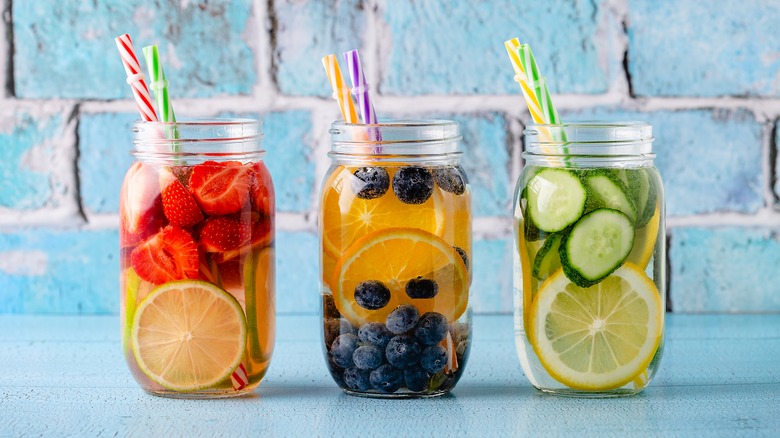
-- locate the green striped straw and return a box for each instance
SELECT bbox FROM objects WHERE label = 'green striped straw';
[517,44,560,124]
[142,45,178,146]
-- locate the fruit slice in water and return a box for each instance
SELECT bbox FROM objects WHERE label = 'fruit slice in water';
[130,226,199,285]
[131,280,247,392]
[333,228,468,326]
[626,201,661,270]
[321,167,445,258]
[189,161,252,216]
[244,247,275,367]
[526,168,586,233]
[528,264,662,391]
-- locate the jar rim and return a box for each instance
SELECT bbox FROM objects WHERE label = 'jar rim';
[524,120,653,156]
[132,118,264,158]
[330,119,462,156]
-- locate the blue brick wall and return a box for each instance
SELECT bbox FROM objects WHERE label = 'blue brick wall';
[1,1,779,314]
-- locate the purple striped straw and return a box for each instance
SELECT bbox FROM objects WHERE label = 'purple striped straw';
[344,49,382,148]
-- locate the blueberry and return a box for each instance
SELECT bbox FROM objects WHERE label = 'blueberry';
[352,167,390,200]
[369,364,404,393]
[330,333,359,368]
[405,277,438,299]
[385,335,421,368]
[352,345,383,370]
[358,323,393,349]
[433,166,467,195]
[392,167,434,204]
[420,345,447,374]
[403,366,430,392]
[343,367,372,391]
[385,304,420,334]
[414,312,449,346]
[354,280,391,310]
[454,246,470,271]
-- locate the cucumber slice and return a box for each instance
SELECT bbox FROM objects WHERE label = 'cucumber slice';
[526,168,586,233]
[584,171,637,223]
[635,169,658,227]
[532,233,563,280]
[559,209,635,287]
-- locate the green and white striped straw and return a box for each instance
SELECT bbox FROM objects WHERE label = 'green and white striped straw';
[517,44,561,125]
[142,45,176,124]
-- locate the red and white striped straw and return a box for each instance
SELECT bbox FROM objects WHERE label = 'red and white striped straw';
[343,49,377,124]
[115,34,158,122]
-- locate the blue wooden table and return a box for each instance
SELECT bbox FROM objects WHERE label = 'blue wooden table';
[1,314,778,437]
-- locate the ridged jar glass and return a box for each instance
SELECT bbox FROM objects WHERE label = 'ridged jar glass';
[320,120,472,398]
[120,119,275,398]
[513,122,665,397]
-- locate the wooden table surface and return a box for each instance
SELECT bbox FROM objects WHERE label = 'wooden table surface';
[1,314,778,437]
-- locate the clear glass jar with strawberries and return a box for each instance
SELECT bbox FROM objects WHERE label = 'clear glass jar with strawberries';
[120,120,275,398]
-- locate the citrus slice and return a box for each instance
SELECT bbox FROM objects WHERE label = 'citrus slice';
[333,228,468,326]
[244,247,275,368]
[626,201,661,269]
[321,167,445,258]
[131,280,247,392]
[528,264,662,391]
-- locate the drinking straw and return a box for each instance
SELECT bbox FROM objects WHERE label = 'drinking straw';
[504,38,544,123]
[322,54,358,123]
[115,34,158,122]
[343,49,382,148]
[343,49,377,125]
[142,45,176,124]
[516,44,561,126]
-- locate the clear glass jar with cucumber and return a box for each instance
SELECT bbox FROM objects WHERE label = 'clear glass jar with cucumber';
[513,122,665,397]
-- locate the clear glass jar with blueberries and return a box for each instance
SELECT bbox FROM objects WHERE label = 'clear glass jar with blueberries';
[319,120,472,397]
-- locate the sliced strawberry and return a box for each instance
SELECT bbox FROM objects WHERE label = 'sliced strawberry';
[189,161,252,215]
[159,167,204,227]
[217,259,243,290]
[250,162,275,217]
[199,216,252,253]
[120,162,166,248]
[130,226,199,285]
[216,214,273,262]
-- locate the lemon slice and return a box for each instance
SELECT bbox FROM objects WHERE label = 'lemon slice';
[528,264,662,391]
[333,228,468,326]
[321,166,445,258]
[626,201,661,269]
[131,280,247,392]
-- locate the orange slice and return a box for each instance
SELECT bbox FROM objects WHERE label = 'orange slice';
[321,166,445,258]
[333,228,468,326]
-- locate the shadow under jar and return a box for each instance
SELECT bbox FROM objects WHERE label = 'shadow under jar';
[120,119,275,398]
[514,122,665,397]
[320,120,472,398]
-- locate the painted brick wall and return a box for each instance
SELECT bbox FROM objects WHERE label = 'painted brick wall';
[1,0,778,314]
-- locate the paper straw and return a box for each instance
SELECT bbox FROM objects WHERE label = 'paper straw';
[142,45,176,124]
[517,44,561,125]
[343,49,377,125]
[504,38,545,123]
[322,54,358,123]
[115,34,158,122]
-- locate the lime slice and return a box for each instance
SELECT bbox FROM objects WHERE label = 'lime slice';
[131,280,247,392]
[528,264,662,390]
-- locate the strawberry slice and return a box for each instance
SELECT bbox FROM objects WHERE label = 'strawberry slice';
[199,216,252,253]
[189,161,252,215]
[250,162,275,217]
[120,162,166,248]
[160,167,204,227]
[130,226,199,285]
[215,213,273,262]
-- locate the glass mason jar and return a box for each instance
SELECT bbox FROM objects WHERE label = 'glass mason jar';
[513,122,665,397]
[120,119,275,398]
[320,120,472,398]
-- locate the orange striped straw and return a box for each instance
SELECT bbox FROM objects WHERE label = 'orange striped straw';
[322,54,358,123]
[504,38,545,123]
